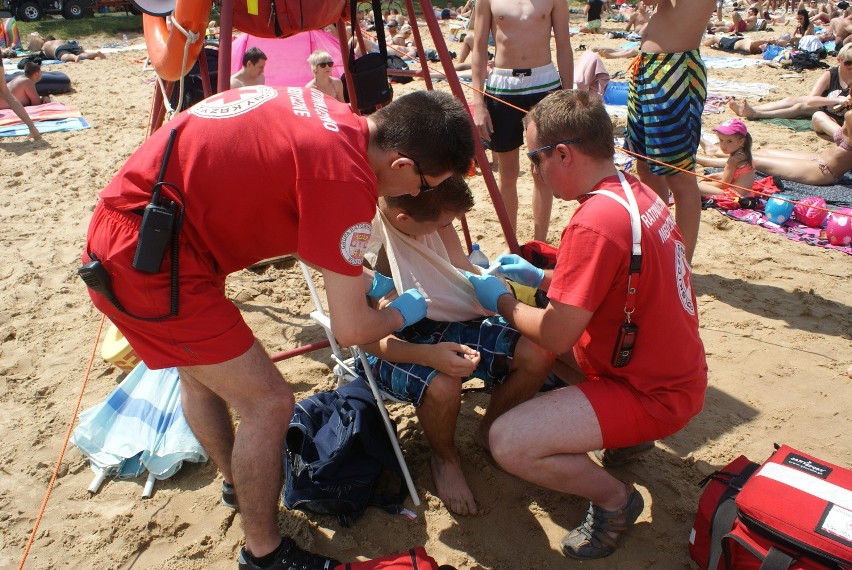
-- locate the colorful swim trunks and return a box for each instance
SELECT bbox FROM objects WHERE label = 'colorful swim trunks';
[626,49,707,176]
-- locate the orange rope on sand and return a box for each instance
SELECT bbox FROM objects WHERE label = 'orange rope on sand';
[18,314,106,570]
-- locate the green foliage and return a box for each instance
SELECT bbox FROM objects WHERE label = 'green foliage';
[17,13,143,41]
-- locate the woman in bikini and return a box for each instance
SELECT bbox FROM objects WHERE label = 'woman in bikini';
[699,109,852,184]
[304,50,345,103]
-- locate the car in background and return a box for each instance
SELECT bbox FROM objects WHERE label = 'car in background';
[4,0,138,21]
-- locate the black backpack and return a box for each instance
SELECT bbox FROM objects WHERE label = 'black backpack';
[282,376,408,526]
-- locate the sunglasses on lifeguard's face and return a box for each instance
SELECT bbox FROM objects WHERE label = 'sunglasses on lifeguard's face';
[317,61,334,68]
[398,152,435,193]
[526,138,582,167]
[843,60,852,67]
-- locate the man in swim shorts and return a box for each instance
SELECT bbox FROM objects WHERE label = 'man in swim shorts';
[626,0,717,263]
[27,32,105,62]
[81,89,474,570]
[472,0,573,241]
[467,89,707,560]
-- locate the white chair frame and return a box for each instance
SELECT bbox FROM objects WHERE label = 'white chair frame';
[299,262,420,506]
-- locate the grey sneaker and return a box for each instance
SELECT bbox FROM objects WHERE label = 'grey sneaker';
[560,484,645,560]
[237,538,340,570]
[594,441,656,468]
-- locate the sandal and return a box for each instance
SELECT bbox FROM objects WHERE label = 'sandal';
[560,483,645,560]
[594,441,656,468]
[575,44,587,51]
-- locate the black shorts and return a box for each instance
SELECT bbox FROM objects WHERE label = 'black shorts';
[718,36,740,52]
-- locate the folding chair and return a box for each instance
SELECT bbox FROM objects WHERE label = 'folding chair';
[298,261,420,506]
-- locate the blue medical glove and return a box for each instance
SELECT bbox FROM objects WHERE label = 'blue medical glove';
[465,272,512,313]
[388,288,428,331]
[495,254,544,288]
[367,271,395,300]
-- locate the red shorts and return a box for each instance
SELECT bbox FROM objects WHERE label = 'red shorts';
[578,377,691,449]
[83,202,255,369]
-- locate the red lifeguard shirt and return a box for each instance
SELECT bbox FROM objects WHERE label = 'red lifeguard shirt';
[100,86,377,277]
[548,173,708,421]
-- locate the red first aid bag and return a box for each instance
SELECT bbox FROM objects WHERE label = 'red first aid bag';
[233,0,348,38]
[690,445,852,570]
[334,547,452,570]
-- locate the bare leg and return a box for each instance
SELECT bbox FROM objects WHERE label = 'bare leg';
[811,110,840,139]
[490,386,630,512]
[730,96,820,119]
[179,339,294,558]
[478,336,553,448]
[636,159,671,204]
[179,372,236,485]
[494,148,520,233]
[415,373,477,515]
[79,51,106,60]
[533,175,553,241]
[667,171,702,263]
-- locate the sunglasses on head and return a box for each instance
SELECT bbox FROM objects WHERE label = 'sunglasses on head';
[317,61,334,68]
[526,138,582,167]
[398,152,435,193]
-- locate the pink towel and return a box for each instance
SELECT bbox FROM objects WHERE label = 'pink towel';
[574,51,609,95]
[0,102,81,126]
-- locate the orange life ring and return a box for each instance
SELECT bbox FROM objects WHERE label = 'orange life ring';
[143,1,212,82]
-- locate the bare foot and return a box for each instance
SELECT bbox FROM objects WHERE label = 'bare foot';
[430,455,477,516]
[728,98,755,118]
[847,363,852,379]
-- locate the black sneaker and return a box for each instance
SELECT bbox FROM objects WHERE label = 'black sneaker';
[222,481,238,510]
[237,538,340,570]
[560,484,644,560]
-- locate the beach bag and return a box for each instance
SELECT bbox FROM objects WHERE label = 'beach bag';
[333,547,452,569]
[689,445,852,570]
[797,35,825,54]
[762,44,784,61]
[344,0,392,113]
[232,0,347,38]
[282,376,407,526]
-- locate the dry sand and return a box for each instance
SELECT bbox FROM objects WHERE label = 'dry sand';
[0,15,850,570]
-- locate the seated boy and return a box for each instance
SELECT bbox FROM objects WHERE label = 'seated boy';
[358,176,554,516]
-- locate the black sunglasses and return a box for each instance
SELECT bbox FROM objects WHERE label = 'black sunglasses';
[317,61,334,68]
[398,152,435,192]
[526,138,582,167]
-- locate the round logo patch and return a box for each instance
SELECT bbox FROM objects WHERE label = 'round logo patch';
[190,85,277,119]
[674,240,696,316]
[339,223,372,266]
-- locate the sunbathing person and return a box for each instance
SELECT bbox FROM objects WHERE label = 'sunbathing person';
[0,62,49,108]
[698,109,852,184]
[359,176,554,516]
[702,33,774,54]
[27,32,105,62]
[729,43,852,136]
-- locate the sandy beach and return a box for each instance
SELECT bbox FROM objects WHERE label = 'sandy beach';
[0,12,850,570]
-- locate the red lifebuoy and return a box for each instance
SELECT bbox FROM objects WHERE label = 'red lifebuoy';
[143,1,212,82]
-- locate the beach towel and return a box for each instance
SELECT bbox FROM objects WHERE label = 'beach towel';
[0,101,81,126]
[719,207,851,255]
[703,56,763,70]
[707,78,775,99]
[755,118,814,132]
[365,210,492,322]
[574,51,609,96]
[70,363,207,495]
[774,176,852,208]
[0,117,90,137]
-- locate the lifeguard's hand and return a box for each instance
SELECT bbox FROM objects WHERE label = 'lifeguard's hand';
[465,272,511,312]
[388,288,428,331]
[367,271,395,300]
[494,254,544,288]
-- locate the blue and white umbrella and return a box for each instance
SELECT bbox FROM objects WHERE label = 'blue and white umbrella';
[70,363,208,497]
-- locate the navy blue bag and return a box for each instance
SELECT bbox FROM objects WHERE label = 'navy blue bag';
[282,376,407,526]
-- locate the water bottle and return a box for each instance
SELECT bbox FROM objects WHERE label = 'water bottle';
[468,243,490,269]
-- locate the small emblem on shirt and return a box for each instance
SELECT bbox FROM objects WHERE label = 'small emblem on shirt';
[190,85,277,119]
[674,241,695,316]
[340,223,372,266]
